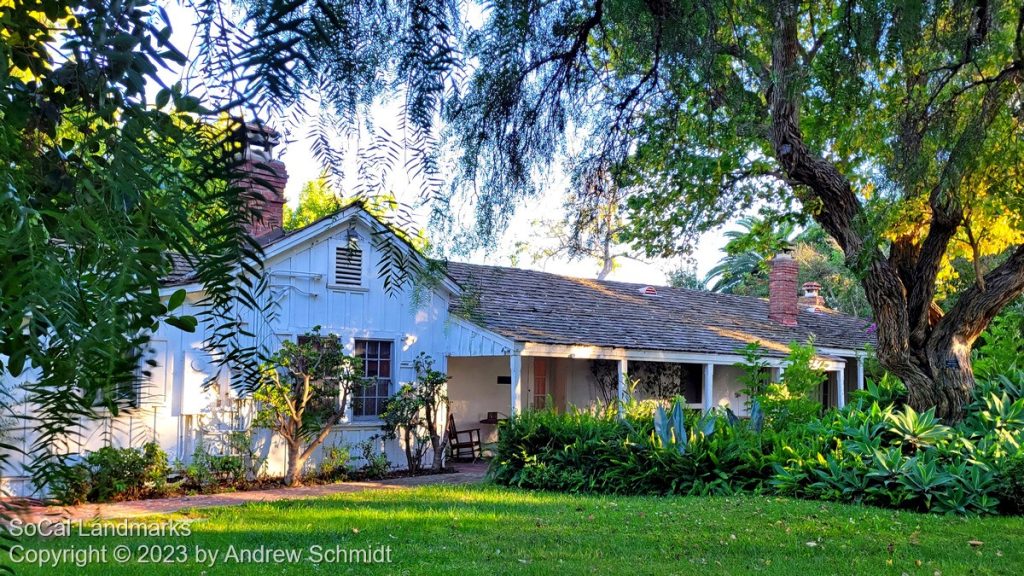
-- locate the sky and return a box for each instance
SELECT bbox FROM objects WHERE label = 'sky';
[162,2,734,285]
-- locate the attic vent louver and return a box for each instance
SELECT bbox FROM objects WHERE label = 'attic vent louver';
[639,286,658,296]
[333,244,363,287]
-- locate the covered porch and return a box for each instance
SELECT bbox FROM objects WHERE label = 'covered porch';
[446,342,868,446]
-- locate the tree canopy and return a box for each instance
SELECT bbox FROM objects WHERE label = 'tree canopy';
[704,217,871,317]
[283,176,342,231]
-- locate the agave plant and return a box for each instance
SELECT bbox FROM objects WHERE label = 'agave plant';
[897,455,955,510]
[749,398,765,433]
[653,399,688,454]
[966,393,1024,442]
[886,406,952,451]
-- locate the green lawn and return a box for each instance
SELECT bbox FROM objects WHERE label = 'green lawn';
[7,484,1024,575]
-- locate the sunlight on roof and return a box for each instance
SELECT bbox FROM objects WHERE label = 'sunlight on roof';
[567,277,647,305]
[708,327,791,354]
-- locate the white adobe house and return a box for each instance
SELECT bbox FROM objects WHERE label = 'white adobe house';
[0,128,874,496]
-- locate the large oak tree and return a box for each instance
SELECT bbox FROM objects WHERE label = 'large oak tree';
[221,0,1024,421]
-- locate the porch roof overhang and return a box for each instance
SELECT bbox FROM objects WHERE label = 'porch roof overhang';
[512,342,848,371]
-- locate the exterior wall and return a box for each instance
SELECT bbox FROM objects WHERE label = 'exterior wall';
[711,365,750,415]
[447,356,511,446]
[564,359,606,407]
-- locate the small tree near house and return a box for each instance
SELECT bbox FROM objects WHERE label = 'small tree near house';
[254,328,364,486]
[381,353,450,473]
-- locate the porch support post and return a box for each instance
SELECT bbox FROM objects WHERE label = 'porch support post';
[616,358,628,419]
[510,354,523,416]
[702,363,715,413]
[856,356,865,391]
[836,367,846,409]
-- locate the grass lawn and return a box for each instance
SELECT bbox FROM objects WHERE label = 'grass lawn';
[6,484,1024,575]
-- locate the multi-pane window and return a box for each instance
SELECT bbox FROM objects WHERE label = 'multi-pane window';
[352,339,392,418]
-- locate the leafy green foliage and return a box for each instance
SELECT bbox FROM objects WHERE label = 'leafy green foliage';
[996,453,1024,515]
[254,328,364,486]
[1,1,272,503]
[707,219,871,317]
[381,385,432,472]
[181,443,245,493]
[705,217,800,293]
[490,403,767,496]
[356,439,391,480]
[974,302,1024,378]
[53,442,170,504]
[316,443,352,482]
[380,353,450,472]
[283,176,341,230]
[492,366,1024,516]
[737,341,824,430]
[225,430,267,482]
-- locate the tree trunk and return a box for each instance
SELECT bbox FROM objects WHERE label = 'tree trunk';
[284,439,306,487]
[427,403,450,472]
[765,0,1024,423]
[596,235,614,280]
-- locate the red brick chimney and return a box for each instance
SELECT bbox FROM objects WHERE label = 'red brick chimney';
[768,252,799,326]
[237,123,287,238]
[798,281,826,312]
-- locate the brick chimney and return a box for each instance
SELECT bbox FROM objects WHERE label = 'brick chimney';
[237,123,287,238]
[799,281,826,312]
[768,252,799,326]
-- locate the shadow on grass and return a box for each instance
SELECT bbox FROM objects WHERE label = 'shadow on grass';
[7,485,1024,576]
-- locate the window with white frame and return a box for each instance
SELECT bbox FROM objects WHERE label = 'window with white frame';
[332,240,363,288]
[352,339,393,418]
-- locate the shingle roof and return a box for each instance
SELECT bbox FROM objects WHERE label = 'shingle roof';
[160,229,294,287]
[163,252,198,287]
[443,261,874,358]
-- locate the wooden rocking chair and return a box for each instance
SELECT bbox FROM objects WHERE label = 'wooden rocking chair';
[447,413,482,461]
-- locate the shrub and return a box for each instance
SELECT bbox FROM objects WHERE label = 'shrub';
[357,438,391,479]
[490,400,767,496]
[53,442,171,503]
[317,443,352,481]
[379,354,450,473]
[974,303,1024,379]
[51,460,92,505]
[738,341,823,431]
[226,430,267,481]
[996,453,1024,514]
[142,442,171,493]
[491,368,1024,516]
[180,441,243,493]
[380,385,431,473]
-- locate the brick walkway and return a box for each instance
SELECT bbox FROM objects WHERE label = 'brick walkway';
[12,462,488,523]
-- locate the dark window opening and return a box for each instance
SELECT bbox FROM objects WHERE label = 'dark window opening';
[353,339,393,418]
